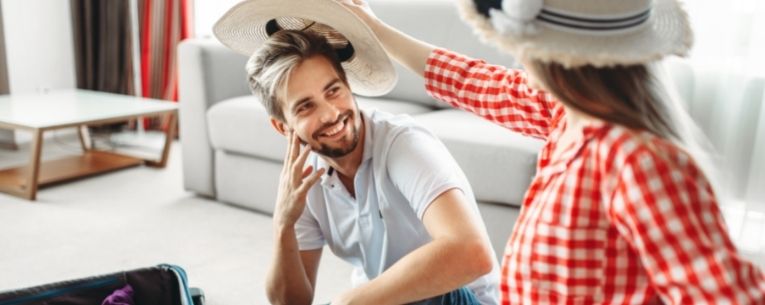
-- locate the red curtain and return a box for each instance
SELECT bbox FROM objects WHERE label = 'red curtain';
[138,0,192,130]
[71,0,192,102]
[70,0,192,133]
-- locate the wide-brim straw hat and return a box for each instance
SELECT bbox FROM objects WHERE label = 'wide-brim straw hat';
[213,0,397,96]
[458,0,694,68]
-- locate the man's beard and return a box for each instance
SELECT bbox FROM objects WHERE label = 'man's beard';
[311,110,360,158]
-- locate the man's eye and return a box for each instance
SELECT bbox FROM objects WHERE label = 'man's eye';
[328,87,340,96]
[297,103,313,113]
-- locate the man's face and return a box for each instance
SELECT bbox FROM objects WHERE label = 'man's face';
[272,55,361,158]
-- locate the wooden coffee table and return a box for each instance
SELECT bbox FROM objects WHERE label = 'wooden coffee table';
[0,89,178,201]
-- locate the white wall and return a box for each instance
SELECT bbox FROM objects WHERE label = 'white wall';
[194,0,242,39]
[1,0,75,94]
[1,0,76,146]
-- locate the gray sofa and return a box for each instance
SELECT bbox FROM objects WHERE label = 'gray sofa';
[178,0,765,256]
[179,0,540,254]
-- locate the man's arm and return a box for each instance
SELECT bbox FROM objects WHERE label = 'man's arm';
[333,188,495,305]
[265,131,326,305]
[266,229,322,305]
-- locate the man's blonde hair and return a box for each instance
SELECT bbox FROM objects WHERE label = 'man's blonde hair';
[246,30,348,121]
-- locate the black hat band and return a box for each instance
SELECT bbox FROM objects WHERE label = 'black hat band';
[265,19,355,62]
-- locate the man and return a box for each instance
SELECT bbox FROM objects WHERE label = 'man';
[247,30,499,305]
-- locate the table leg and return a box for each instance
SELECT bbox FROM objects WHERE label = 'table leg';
[145,112,176,168]
[77,125,92,151]
[24,129,43,200]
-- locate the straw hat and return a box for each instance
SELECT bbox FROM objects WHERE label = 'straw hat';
[458,0,694,67]
[213,0,397,96]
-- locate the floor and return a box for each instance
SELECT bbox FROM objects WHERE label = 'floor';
[0,132,352,305]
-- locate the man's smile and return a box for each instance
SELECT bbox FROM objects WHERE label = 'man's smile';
[315,112,352,140]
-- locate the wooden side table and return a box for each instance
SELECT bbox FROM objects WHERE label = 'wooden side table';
[0,89,178,201]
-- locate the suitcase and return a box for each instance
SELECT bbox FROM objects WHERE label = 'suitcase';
[0,264,204,305]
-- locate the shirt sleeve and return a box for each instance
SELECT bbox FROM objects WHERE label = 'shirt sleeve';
[294,204,325,251]
[424,48,563,140]
[386,126,469,220]
[609,148,765,303]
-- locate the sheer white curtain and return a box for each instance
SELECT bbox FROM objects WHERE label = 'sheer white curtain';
[685,0,765,76]
[683,0,765,213]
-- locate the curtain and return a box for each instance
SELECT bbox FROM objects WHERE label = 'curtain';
[70,0,135,95]
[70,0,136,134]
[683,0,765,248]
[70,0,192,131]
[685,0,765,77]
[138,0,192,130]
[138,0,192,101]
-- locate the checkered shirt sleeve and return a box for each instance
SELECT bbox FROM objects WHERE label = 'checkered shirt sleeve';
[424,48,562,140]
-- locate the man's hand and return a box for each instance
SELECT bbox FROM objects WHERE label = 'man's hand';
[266,132,324,305]
[274,131,325,228]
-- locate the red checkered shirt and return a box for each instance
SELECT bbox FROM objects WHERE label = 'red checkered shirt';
[424,48,765,304]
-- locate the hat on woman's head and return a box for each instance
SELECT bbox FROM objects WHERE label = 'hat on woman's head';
[458,0,693,68]
[213,0,397,97]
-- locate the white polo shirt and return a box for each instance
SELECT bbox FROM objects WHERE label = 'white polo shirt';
[295,109,499,305]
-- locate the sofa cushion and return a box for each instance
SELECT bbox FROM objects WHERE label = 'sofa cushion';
[215,149,281,213]
[207,95,433,161]
[414,110,544,206]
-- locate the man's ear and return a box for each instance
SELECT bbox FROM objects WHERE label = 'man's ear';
[270,118,288,136]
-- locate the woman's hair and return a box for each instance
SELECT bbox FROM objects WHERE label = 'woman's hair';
[529,60,721,195]
[529,61,682,141]
[246,30,348,121]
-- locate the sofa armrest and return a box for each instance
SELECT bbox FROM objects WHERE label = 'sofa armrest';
[178,38,250,196]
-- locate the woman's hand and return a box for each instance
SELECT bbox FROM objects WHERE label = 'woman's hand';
[336,0,378,25]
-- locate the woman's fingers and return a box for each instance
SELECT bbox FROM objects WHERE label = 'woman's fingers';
[336,0,376,20]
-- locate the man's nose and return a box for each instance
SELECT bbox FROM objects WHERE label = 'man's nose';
[317,101,341,124]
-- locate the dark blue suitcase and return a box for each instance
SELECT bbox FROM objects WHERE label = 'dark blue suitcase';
[0,264,204,305]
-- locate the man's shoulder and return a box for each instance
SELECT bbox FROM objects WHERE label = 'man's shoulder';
[365,110,451,175]
[366,109,435,144]
[366,109,418,130]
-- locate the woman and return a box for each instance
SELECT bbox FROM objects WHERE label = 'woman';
[340,0,765,303]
